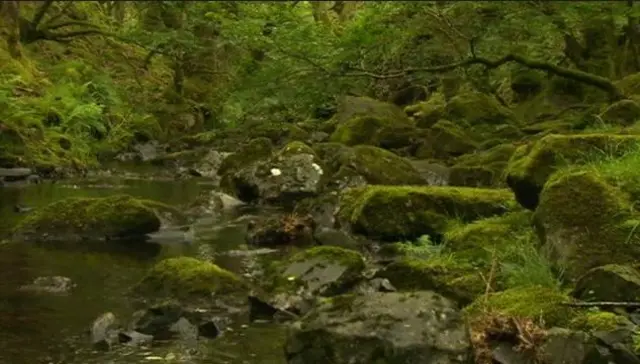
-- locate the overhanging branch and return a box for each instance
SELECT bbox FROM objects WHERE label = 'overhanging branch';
[342,53,627,101]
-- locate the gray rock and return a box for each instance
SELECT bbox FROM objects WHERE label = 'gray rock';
[118,331,153,347]
[0,167,32,178]
[285,291,472,364]
[91,312,120,351]
[313,227,359,249]
[232,153,325,204]
[18,276,75,294]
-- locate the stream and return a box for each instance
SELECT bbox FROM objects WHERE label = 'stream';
[0,175,288,364]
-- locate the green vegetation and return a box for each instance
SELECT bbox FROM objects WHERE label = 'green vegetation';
[135,257,246,299]
[7,1,640,360]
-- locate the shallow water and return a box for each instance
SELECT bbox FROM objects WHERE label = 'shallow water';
[0,177,287,364]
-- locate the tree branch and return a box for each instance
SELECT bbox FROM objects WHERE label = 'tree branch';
[32,0,55,29]
[343,53,626,101]
[563,301,640,308]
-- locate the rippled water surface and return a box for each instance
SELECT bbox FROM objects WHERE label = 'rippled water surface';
[0,176,287,364]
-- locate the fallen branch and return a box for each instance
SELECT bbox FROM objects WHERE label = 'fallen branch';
[563,301,640,308]
[343,53,627,101]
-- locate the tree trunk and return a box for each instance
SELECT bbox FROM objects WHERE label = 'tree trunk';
[0,0,22,58]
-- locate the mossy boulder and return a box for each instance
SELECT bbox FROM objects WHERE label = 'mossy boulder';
[572,264,640,302]
[336,145,425,185]
[331,95,411,126]
[569,311,633,333]
[337,185,515,241]
[134,257,246,300]
[428,119,478,158]
[218,137,274,178]
[448,166,496,187]
[505,133,640,209]
[405,92,447,128]
[600,99,640,126]
[533,171,640,280]
[12,195,162,242]
[329,115,419,148]
[376,257,484,305]
[464,286,576,327]
[445,91,518,126]
[444,211,534,270]
[453,143,517,185]
[280,141,316,157]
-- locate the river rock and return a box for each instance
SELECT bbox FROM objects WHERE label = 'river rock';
[285,291,473,364]
[12,195,162,242]
[230,143,325,205]
[91,312,120,351]
[18,276,75,294]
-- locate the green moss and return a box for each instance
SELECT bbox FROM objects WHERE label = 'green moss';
[331,96,411,126]
[534,171,640,280]
[615,72,640,96]
[448,166,496,187]
[521,120,576,135]
[569,311,631,333]
[135,257,246,299]
[464,286,576,327]
[377,256,484,304]
[405,92,446,128]
[429,120,478,158]
[338,185,515,241]
[505,133,640,209]
[12,194,161,241]
[445,91,519,126]
[337,145,425,185]
[279,141,316,157]
[600,99,640,126]
[291,246,365,272]
[329,116,396,146]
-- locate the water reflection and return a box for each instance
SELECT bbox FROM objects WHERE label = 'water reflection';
[0,178,286,363]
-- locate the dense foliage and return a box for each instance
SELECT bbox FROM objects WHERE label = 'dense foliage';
[1,1,639,168]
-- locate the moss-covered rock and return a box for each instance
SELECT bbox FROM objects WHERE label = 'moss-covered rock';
[505,133,640,209]
[337,185,515,241]
[429,119,478,158]
[444,211,534,269]
[615,72,640,96]
[448,166,496,187]
[572,264,640,302]
[533,171,640,280]
[218,137,274,177]
[445,91,518,126]
[134,257,246,300]
[600,99,640,126]
[329,118,420,150]
[279,141,316,157]
[510,70,544,99]
[337,145,425,185]
[12,195,161,241]
[464,286,576,327]
[405,92,447,128]
[376,257,484,304]
[569,311,633,333]
[265,246,366,299]
[457,143,518,167]
[331,96,411,126]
